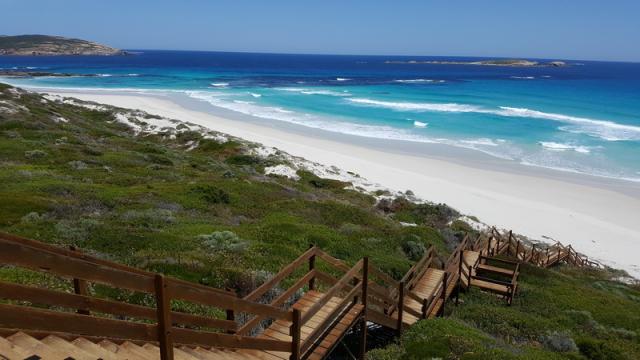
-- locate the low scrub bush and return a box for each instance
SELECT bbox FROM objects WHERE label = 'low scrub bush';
[199,231,249,254]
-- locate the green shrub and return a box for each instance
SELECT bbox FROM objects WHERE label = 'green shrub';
[24,149,48,159]
[541,331,578,353]
[120,209,176,228]
[190,185,230,204]
[402,236,426,261]
[225,154,261,166]
[577,338,627,360]
[199,231,248,253]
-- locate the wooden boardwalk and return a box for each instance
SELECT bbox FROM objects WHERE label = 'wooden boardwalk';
[0,228,601,359]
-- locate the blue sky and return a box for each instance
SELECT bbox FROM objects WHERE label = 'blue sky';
[2,0,639,61]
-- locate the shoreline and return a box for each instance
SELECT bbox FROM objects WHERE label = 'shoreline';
[28,86,640,278]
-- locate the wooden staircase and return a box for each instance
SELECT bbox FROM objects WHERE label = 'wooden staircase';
[0,228,601,360]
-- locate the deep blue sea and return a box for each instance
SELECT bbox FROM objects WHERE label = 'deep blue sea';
[2,50,639,181]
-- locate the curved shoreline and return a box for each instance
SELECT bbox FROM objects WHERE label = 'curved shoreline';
[30,87,640,278]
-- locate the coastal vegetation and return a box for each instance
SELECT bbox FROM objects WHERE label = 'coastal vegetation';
[0,83,638,359]
[0,35,124,56]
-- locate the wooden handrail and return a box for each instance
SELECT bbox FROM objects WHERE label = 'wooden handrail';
[243,246,317,302]
[301,259,363,324]
[237,270,317,335]
[0,233,294,355]
[0,281,237,331]
[0,232,235,297]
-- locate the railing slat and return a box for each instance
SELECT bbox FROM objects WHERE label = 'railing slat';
[0,303,157,342]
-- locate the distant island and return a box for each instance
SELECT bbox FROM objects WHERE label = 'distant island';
[0,35,125,56]
[385,59,567,67]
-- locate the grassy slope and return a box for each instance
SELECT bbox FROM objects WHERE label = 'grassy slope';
[1,84,638,359]
[368,264,640,359]
[0,83,445,290]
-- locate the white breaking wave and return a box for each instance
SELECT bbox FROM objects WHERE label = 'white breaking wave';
[413,121,428,128]
[97,74,113,77]
[184,90,513,158]
[275,87,350,97]
[249,92,262,98]
[210,82,229,88]
[539,142,591,154]
[510,76,535,80]
[461,138,502,147]
[335,77,351,81]
[348,98,640,142]
[348,98,481,112]
[394,79,445,84]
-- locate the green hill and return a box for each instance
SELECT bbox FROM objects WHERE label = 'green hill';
[0,35,123,55]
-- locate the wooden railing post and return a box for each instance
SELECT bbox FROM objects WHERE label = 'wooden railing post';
[486,236,492,257]
[360,257,369,360]
[154,274,173,360]
[308,245,316,291]
[440,272,448,317]
[546,247,551,265]
[458,251,464,287]
[515,240,521,261]
[226,309,235,334]
[396,281,404,335]
[69,246,90,315]
[421,297,428,319]
[290,309,301,360]
[496,236,500,255]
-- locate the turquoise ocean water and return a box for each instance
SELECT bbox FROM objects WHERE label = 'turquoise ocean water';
[2,51,639,181]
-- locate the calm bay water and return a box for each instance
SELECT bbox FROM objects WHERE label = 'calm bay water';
[2,50,639,181]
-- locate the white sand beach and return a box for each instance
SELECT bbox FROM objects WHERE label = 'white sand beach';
[40,89,640,278]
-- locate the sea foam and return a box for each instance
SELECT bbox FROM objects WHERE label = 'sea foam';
[539,142,591,153]
[348,98,640,141]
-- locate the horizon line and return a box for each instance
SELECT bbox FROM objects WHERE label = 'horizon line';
[120,48,640,64]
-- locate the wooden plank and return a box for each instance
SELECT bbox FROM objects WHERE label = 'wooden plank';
[0,239,156,293]
[301,260,362,324]
[0,280,236,331]
[477,264,515,276]
[238,270,315,336]
[0,335,31,360]
[172,328,291,352]
[41,335,96,360]
[302,286,360,353]
[0,232,235,297]
[7,332,70,360]
[0,303,158,342]
[470,279,510,295]
[306,304,363,360]
[314,249,351,272]
[72,337,119,360]
[168,281,292,321]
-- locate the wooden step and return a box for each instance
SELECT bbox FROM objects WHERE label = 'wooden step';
[306,304,364,360]
[7,332,70,360]
[99,339,146,359]
[463,250,480,267]
[0,335,31,360]
[119,341,157,360]
[72,337,118,360]
[41,335,96,360]
[477,263,515,276]
[470,278,511,295]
